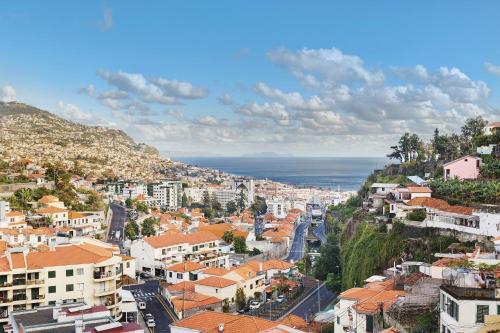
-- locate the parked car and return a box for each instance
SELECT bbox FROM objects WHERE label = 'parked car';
[237,305,250,314]
[138,301,146,310]
[276,295,286,303]
[146,319,156,328]
[145,313,153,320]
[249,301,261,310]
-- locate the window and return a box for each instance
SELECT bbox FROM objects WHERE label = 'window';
[162,249,166,255]
[66,269,74,277]
[366,315,373,332]
[445,297,459,321]
[169,272,173,278]
[176,273,182,279]
[48,286,56,293]
[497,304,500,315]
[49,301,56,306]
[337,316,340,325]
[76,268,84,275]
[215,288,218,293]
[48,271,56,279]
[66,284,74,292]
[126,262,130,268]
[477,305,489,323]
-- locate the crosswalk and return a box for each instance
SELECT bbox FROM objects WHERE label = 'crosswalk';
[132,291,155,301]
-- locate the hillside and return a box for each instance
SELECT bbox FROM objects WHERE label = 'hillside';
[0,102,170,180]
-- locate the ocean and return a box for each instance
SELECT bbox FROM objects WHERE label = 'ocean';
[175,156,388,191]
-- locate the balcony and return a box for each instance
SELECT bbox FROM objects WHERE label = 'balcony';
[12,294,27,302]
[12,279,26,286]
[93,271,116,281]
[95,286,116,296]
[0,298,12,304]
[26,279,44,286]
[0,282,12,289]
[104,297,116,307]
[28,294,45,301]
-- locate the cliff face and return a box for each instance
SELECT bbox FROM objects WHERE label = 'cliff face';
[0,102,169,180]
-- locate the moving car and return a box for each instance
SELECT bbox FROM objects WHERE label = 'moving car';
[138,301,146,310]
[249,301,261,310]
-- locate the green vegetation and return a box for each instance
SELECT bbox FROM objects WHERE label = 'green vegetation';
[222,231,234,244]
[250,196,267,215]
[141,217,159,237]
[226,200,237,214]
[237,189,247,212]
[233,236,247,253]
[125,220,139,240]
[341,222,405,289]
[248,247,262,256]
[235,288,246,310]
[429,178,500,205]
[407,209,426,222]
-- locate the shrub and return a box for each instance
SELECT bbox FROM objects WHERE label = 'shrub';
[407,209,427,222]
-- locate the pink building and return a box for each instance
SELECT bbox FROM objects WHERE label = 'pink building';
[443,155,481,181]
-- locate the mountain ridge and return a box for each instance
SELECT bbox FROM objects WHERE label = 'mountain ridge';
[0,102,169,180]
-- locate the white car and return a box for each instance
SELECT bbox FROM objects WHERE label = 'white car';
[276,295,286,303]
[249,301,261,310]
[146,318,156,328]
[138,301,146,310]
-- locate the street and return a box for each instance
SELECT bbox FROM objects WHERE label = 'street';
[124,280,175,333]
[285,218,310,262]
[290,283,336,320]
[108,202,127,248]
[313,220,327,243]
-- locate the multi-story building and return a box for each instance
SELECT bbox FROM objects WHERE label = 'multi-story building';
[230,177,255,206]
[122,183,147,200]
[130,231,228,276]
[151,180,183,210]
[0,241,129,323]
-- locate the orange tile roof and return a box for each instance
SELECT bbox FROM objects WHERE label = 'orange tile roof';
[0,228,19,235]
[406,186,432,193]
[173,312,279,333]
[68,211,86,219]
[26,244,112,269]
[5,210,24,217]
[354,289,405,314]
[244,260,294,273]
[172,296,222,312]
[0,241,7,255]
[144,231,186,248]
[36,206,67,214]
[23,227,56,236]
[0,257,10,272]
[167,281,196,293]
[184,231,219,245]
[278,315,307,330]
[407,197,474,216]
[11,252,26,269]
[231,266,257,280]
[38,195,59,204]
[202,267,231,276]
[167,261,205,273]
[194,276,237,288]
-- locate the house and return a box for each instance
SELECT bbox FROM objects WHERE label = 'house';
[169,311,305,333]
[443,155,481,181]
[165,261,205,284]
[193,276,238,303]
[333,280,405,333]
[484,121,500,135]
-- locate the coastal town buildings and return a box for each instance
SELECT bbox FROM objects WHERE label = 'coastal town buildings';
[443,155,481,181]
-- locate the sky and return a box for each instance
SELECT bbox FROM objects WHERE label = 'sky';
[1,1,500,157]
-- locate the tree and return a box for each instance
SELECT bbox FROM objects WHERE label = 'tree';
[233,236,247,253]
[235,288,246,310]
[125,198,133,208]
[181,193,188,208]
[237,189,247,212]
[313,233,341,281]
[250,196,267,216]
[222,231,234,244]
[211,194,222,211]
[462,116,487,140]
[202,190,211,208]
[135,201,149,214]
[125,220,139,240]
[249,247,262,256]
[141,217,158,237]
[226,200,237,214]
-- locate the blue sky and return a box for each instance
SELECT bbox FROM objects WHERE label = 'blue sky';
[1,1,500,157]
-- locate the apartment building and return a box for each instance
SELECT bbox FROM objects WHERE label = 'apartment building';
[0,241,128,323]
[130,230,228,276]
[230,177,255,206]
[152,180,183,210]
[122,183,147,200]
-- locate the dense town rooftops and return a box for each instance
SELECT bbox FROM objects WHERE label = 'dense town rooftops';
[166,261,205,273]
[407,197,474,215]
[144,230,219,248]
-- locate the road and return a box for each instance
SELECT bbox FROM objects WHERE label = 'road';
[313,220,327,243]
[290,284,336,320]
[285,217,310,262]
[108,202,127,248]
[124,280,175,333]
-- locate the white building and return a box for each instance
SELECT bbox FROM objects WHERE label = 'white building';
[267,198,287,219]
[122,183,147,200]
[152,180,183,210]
[230,177,255,206]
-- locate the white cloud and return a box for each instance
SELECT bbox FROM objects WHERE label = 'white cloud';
[98,7,113,31]
[485,62,500,76]
[254,82,327,111]
[267,47,385,87]
[57,101,93,121]
[150,78,208,99]
[0,85,16,102]
[217,93,233,105]
[77,84,95,97]
[235,102,290,126]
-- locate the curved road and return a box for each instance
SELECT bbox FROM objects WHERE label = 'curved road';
[285,218,310,262]
[107,202,127,249]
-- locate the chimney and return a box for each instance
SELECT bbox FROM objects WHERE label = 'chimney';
[259,262,263,272]
[52,302,61,320]
[217,323,224,332]
[75,319,84,333]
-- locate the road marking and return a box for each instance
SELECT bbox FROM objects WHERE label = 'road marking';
[155,294,177,321]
